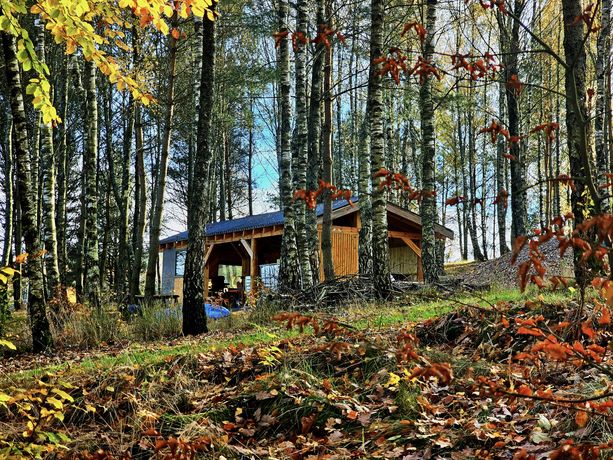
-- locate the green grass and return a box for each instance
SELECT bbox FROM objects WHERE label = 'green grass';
[1,286,577,387]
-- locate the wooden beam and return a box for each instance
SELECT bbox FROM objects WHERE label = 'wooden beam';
[400,237,422,258]
[240,238,253,259]
[206,226,283,245]
[387,202,454,239]
[204,243,215,265]
[388,230,421,240]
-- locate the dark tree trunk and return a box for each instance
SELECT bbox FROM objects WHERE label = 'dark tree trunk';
[321,0,335,281]
[306,0,326,285]
[2,33,52,351]
[562,0,602,288]
[183,12,215,336]
[498,3,528,241]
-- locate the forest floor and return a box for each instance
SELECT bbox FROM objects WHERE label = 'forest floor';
[1,278,612,458]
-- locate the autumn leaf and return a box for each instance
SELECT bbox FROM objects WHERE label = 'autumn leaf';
[575,410,589,428]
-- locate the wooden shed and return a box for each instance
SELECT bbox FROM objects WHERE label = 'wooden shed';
[159,200,453,304]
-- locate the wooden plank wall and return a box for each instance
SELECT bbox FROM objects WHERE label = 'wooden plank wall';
[322,229,359,279]
[389,246,418,278]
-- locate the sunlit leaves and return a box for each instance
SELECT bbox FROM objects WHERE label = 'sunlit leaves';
[1,0,217,123]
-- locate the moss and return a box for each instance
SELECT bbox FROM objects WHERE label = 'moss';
[395,382,422,419]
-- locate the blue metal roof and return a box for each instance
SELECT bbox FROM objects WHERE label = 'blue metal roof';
[159,199,356,245]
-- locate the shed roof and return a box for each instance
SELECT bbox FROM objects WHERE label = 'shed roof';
[159,198,453,245]
[159,199,351,245]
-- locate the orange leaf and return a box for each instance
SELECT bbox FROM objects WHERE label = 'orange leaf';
[581,321,596,340]
[171,28,180,40]
[517,327,543,337]
[599,307,611,326]
[575,410,589,428]
[518,384,533,396]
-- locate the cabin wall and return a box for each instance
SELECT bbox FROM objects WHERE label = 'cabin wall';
[161,248,176,294]
[323,228,359,279]
[389,246,419,279]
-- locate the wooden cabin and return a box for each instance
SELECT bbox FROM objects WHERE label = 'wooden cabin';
[158,200,453,304]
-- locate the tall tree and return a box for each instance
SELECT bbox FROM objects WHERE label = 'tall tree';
[36,21,60,297]
[306,1,326,285]
[496,80,510,254]
[293,0,312,287]
[82,59,101,306]
[562,0,602,288]
[2,33,52,351]
[321,0,335,281]
[145,13,179,296]
[497,2,528,241]
[1,117,12,267]
[419,0,439,283]
[183,10,216,336]
[369,0,391,298]
[276,0,301,291]
[595,0,611,205]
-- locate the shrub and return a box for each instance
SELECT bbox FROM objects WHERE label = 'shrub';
[131,301,182,342]
[51,306,124,348]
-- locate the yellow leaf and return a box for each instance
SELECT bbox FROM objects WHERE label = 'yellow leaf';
[386,372,401,387]
[52,388,74,402]
[47,397,63,410]
[0,340,16,350]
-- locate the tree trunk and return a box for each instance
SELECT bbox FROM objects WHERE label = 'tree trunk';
[419,0,439,284]
[35,23,60,298]
[56,57,70,287]
[277,0,301,291]
[306,0,326,285]
[248,96,254,216]
[293,0,313,287]
[83,60,100,307]
[562,0,601,289]
[188,18,204,217]
[1,118,13,267]
[321,0,335,281]
[2,32,52,351]
[145,13,179,297]
[369,0,391,298]
[183,11,215,336]
[498,4,527,241]
[496,79,510,254]
[595,0,611,209]
[130,102,147,299]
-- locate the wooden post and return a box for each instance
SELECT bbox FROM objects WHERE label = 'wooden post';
[417,241,424,282]
[204,254,210,299]
[250,237,258,292]
[398,236,425,282]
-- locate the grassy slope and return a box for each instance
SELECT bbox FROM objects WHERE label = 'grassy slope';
[1,286,574,387]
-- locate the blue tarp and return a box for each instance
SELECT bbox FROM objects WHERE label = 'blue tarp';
[205,303,230,319]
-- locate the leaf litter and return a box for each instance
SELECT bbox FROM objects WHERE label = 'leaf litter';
[1,297,612,459]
